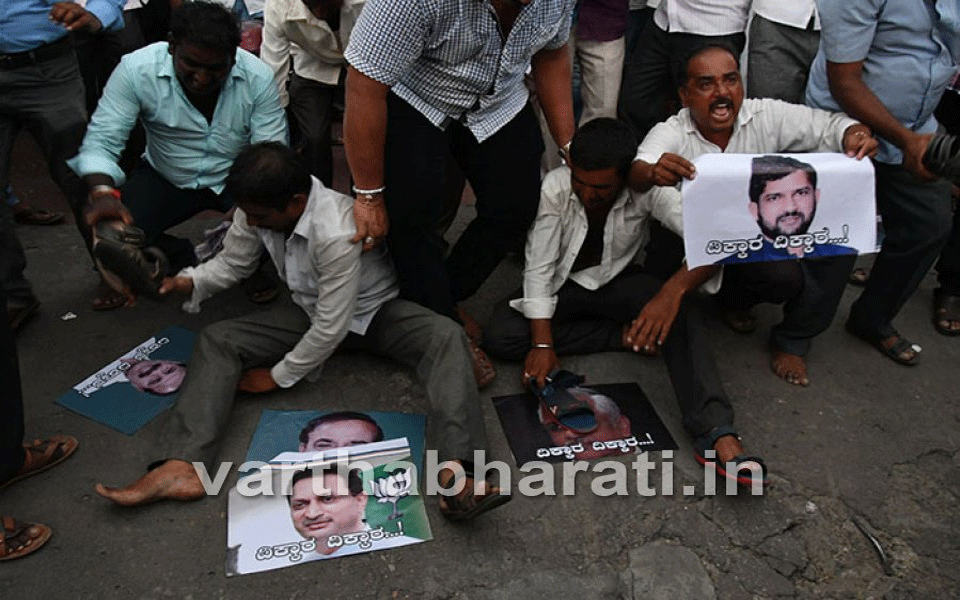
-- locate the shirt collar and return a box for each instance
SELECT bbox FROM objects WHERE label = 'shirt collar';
[290,180,321,241]
[681,100,757,143]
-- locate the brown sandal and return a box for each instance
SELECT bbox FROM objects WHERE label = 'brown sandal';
[0,435,78,490]
[437,464,511,521]
[0,517,52,561]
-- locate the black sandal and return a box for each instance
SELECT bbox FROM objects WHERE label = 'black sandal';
[933,293,960,336]
[845,320,921,366]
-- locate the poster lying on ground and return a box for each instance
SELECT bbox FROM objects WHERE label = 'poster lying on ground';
[227,439,432,576]
[492,382,677,466]
[681,153,876,268]
[55,326,195,434]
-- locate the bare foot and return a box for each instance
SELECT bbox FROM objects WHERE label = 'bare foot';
[713,434,763,479]
[91,280,134,311]
[94,460,206,506]
[771,351,809,386]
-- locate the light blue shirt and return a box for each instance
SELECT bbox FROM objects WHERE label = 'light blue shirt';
[805,0,960,164]
[0,0,125,53]
[68,42,288,193]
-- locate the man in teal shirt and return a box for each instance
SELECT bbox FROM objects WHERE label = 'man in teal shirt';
[69,1,287,309]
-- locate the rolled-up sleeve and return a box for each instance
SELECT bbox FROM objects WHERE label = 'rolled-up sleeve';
[635,119,685,165]
[67,57,140,186]
[249,71,289,144]
[767,100,858,153]
[85,0,125,33]
[270,234,361,388]
[514,175,565,320]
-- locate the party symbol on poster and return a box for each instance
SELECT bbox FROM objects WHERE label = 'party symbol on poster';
[372,468,412,520]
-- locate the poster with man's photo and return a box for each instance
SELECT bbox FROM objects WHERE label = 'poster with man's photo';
[681,153,876,269]
[55,326,195,434]
[492,382,677,466]
[226,439,432,576]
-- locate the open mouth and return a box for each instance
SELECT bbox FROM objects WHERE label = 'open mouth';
[709,100,733,120]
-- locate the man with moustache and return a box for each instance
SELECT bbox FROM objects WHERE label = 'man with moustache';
[630,43,876,387]
[717,155,856,263]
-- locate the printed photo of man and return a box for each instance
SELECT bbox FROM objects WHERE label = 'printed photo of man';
[287,466,367,557]
[537,387,633,460]
[123,359,187,395]
[297,411,384,452]
[719,155,855,263]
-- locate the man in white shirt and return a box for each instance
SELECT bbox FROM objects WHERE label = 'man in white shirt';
[95,142,508,520]
[631,44,876,387]
[618,0,750,139]
[747,0,819,104]
[485,118,767,489]
[261,0,362,186]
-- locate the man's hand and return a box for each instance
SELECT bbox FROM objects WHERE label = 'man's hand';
[85,193,133,228]
[158,276,194,296]
[523,347,559,389]
[842,125,879,160]
[350,196,389,251]
[902,131,938,182]
[624,290,682,354]
[237,368,278,393]
[647,153,697,187]
[49,2,103,32]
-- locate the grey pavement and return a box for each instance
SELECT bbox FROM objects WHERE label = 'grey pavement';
[3,134,960,599]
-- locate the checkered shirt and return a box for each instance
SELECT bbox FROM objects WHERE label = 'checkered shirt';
[345,0,574,142]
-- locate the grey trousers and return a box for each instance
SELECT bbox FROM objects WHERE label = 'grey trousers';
[484,266,733,439]
[747,14,820,104]
[163,297,488,469]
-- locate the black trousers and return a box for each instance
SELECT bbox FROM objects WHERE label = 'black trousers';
[288,73,336,187]
[121,163,233,273]
[618,22,745,139]
[384,94,543,320]
[484,266,733,439]
[934,89,960,297]
[850,162,952,338]
[0,285,25,482]
[717,254,857,356]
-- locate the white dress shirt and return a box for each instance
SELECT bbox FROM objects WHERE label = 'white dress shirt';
[752,0,819,31]
[652,0,749,36]
[510,166,682,320]
[261,0,363,107]
[180,177,399,388]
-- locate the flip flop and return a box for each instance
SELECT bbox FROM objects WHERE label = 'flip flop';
[693,425,768,489]
[0,517,51,561]
[468,337,496,388]
[933,293,960,336]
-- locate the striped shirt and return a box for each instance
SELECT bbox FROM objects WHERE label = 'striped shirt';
[344,0,575,142]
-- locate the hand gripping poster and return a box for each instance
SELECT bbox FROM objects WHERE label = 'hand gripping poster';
[681,153,876,269]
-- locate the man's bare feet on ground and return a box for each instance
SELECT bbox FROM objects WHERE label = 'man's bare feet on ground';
[456,305,483,342]
[771,351,809,386]
[94,459,205,506]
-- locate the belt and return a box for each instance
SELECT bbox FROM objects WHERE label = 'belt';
[0,36,73,71]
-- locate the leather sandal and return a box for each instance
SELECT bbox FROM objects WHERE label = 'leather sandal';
[0,517,51,561]
[933,293,960,336]
[92,221,168,300]
[0,435,78,490]
[437,463,511,521]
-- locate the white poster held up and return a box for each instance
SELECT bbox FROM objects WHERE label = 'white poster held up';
[681,153,876,269]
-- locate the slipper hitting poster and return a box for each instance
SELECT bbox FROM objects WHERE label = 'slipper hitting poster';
[226,410,432,576]
[492,382,677,466]
[55,326,195,434]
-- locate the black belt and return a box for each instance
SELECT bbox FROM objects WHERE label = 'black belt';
[0,36,73,71]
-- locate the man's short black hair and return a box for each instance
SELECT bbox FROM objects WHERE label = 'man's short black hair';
[298,411,385,445]
[675,43,740,87]
[169,1,241,55]
[226,142,312,211]
[568,118,638,179]
[288,465,364,503]
[748,155,818,204]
